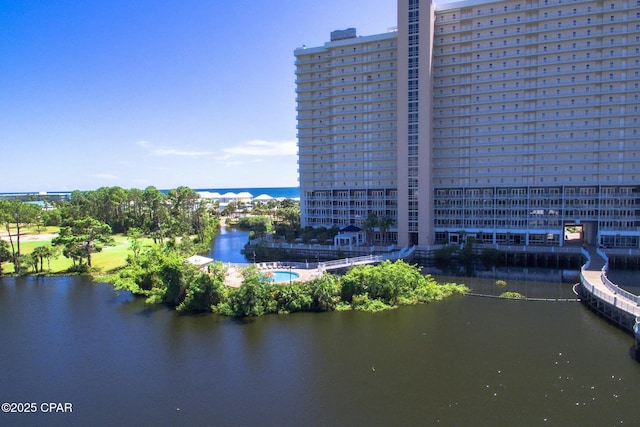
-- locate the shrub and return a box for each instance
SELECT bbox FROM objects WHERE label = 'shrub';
[500,291,524,299]
[351,294,393,312]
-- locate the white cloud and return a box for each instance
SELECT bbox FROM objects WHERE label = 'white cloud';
[222,140,297,157]
[136,140,213,157]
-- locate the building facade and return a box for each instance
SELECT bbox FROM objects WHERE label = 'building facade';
[295,28,399,243]
[296,0,640,249]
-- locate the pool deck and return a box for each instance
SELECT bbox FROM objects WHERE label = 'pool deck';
[223,266,320,288]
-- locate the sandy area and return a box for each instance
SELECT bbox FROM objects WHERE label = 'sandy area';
[0,231,58,242]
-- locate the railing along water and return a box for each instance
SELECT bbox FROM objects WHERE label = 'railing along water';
[579,246,640,321]
[317,247,414,272]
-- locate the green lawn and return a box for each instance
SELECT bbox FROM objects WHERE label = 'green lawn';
[1,229,154,275]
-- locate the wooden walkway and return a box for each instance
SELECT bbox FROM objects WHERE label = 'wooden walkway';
[580,246,640,315]
[317,246,415,272]
[578,246,640,335]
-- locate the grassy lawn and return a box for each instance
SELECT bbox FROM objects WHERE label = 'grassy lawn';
[1,228,155,275]
[91,235,155,272]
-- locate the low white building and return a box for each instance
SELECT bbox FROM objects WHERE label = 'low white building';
[186,255,214,271]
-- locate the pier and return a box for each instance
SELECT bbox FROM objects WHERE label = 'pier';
[577,245,640,358]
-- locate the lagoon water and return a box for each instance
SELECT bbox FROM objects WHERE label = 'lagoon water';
[1,229,640,426]
[206,226,250,264]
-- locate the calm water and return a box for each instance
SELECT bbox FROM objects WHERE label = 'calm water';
[207,226,250,263]
[1,229,640,426]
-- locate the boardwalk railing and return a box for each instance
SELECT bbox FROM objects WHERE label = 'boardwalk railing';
[221,246,415,273]
[597,248,640,306]
[318,254,383,271]
[580,247,640,317]
[317,246,415,272]
[581,275,640,317]
[248,240,395,254]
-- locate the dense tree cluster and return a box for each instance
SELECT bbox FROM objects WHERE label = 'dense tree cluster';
[233,199,300,242]
[2,189,468,317]
[51,217,114,269]
[56,185,215,241]
[112,246,226,313]
[299,226,339,244]
[237,215,272,239]
[113,257,467,317]
[0,185,219,274]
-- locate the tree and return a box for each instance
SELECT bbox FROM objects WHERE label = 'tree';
[274,283,312,313]
[228,268,274,317]
[0,239,11,275]
[166,186,200,238]
[274,201,300,241]
[362,212,379,245]
[309,274,342,311]
[378,216,394,245]
[19,254,38,274]
[127,227,144,263]
[47,246,61,271]
[342,260,444,306]
[157,253,187,306]
[52,217,114,268]
[0,200,42,273]
[141,186,168,238]
[238,216,271,239]
[62,244,86,269]
[192,204,216,244]
[53,186,178,238]
[361,212,394,245]
[41,209,61,227]
[31,245,53,273]
[177,264,226,313]
[221,201,238,217]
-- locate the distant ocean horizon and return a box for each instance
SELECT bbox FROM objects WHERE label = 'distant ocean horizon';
[195,186,300,199]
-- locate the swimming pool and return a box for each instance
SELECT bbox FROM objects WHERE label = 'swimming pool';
[264,270,300,283]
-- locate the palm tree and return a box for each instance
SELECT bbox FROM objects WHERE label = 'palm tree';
[363,212,379,245]
[378,216,394,245]
[32,246,53,273]
[17,254,37,273]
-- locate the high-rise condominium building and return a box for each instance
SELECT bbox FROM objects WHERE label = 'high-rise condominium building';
[295,28,400,243]
[295,0,640,249]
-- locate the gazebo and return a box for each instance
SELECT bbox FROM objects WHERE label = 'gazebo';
[334,225,365,247]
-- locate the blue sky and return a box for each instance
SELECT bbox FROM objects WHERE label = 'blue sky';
[0,0,396,192]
